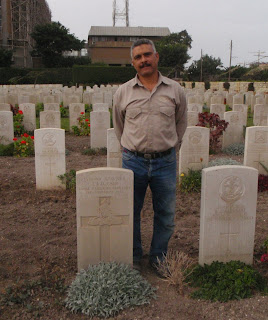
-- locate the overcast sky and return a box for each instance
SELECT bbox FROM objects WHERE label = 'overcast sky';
[46,0,268,68]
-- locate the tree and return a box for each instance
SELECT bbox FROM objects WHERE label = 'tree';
[31,22,85,67]
[155,30,192,72]
[187,54,223,81]
[0,48,13,67]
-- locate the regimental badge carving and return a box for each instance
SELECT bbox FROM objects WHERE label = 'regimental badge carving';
[189,131,202,144]
[255,131,267,144]
[192,105,199,112]
[42,132,56,146]
[220,176,245,203]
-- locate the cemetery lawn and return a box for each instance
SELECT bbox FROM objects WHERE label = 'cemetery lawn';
[0,133,267,320]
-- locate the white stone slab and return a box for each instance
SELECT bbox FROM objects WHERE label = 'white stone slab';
[187,111,199,126]
[107,128,122,168]
[244,126,268,175]
[93,103,109,112]
[211,95,224,105]
[222,111,244,149]
[92,92,104,104]
[76,167,133,270]
[0,111,14,145]
[34,128,66,190]
[187,103,203,113]
[90,111,110,148]
[19,103,36,132]
[233,104,248,126]
[199,165,258,265]
[179,126,209,176]
[253,104,268,126]
[210,104,225,120]
[40,111,61,129]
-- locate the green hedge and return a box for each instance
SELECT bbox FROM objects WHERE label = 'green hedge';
[72,66,172,85]
[0,68,30,84]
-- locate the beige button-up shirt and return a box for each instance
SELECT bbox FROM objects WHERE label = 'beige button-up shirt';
[113,72,187,153]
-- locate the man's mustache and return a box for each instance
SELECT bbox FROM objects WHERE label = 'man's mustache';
[140,63,151,68]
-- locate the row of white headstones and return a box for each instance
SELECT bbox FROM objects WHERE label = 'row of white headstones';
[24,125,268,270]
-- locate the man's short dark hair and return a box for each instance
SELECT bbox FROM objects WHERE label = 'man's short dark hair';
[130,39,156,58]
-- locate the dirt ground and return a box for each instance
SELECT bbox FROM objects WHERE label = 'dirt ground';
[0,133,267,320]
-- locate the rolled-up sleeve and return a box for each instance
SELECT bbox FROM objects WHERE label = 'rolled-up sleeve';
[175,88,187,151]
[112,88,125,145]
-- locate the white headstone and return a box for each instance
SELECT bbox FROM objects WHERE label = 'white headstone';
[43,95,55,104]
[34,128,66,190]
[233,94,244,105]
[244,126,268,175]
[40,111,61,129]
[222,111,244,149]
[92,92,104,104]
[0,111,14,145]
[107,128,122,168]
[187,103,203,113]
[187,111,199,126]
[19,103,36,132]
[76,167,133,270]
[179,126,209,175]
[253,104,268,126]
[210,104,225,120]
[90,111,110,148]
[104,91,113,108]
[211,95,224,105]
[199,165,258,265]
[232,104,248,126]
[93,103,109,112]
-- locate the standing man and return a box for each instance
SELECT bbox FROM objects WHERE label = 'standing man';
[113,39,187,274]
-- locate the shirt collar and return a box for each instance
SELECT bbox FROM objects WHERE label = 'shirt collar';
[133,71,169,87]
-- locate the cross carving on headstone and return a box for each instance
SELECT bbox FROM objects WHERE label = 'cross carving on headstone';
[45,157,56,176]
[252,153,268,172]
[81,196,129,261]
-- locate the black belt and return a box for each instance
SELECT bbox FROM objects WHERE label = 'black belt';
[124,148,173,159]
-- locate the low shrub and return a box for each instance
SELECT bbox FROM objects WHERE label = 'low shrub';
[65,262,156,318]
[71,112,90,136]
[58,169,76,192]
[222,143,244,156]
[0,143,14,156]
[35,102,44,117]
[258,174,268,192]
[207,158,242,167]
[13,109,25,136]
[179,169,202,193]
[187,260,268,302]
[13,133,34,157]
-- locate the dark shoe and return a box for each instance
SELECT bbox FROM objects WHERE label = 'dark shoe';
[133,260,142,272]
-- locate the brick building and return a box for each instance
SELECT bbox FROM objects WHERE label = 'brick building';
[0,0,51,67]
[88,26,170,66]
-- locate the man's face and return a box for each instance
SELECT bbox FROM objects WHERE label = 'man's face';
[131,44,159,78]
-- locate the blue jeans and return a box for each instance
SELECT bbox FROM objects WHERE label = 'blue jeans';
[122,148,176,264]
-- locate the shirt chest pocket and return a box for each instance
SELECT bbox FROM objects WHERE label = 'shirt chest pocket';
[159,106,175,117]
[126,107,142,119]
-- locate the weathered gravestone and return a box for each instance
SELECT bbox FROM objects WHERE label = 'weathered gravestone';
[244,126,268,175]
[107,128,122,168]
[187,111,199,126]
[19,103,36,132]
[199,165,258,265]
[43,95,55,104]
[210,104,225,120]
[0,103,10,111]
[0,111,14,145]
[253,104,268,126]
[69,103,85,131]
[40,111,61,129]
[211,95,224,105]
[92,92,104,104]
[76,168,133,270]
[90,111,110,148]
[232,104,248,126]
[179,126,209,176]
[34,128,66,190]
[222,111,244,149]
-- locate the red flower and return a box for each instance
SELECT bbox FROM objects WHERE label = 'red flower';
[20,140,26,144]
[261,253,268,262]
[88,124,90,127]
[80,112,84,114]
[13,138,18,141]
[31,136,34,140]
[16,125,20,128]
[23,133,29,137]
[60,105,62,108]
[85,119,89,122]
[18,110,23,114]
